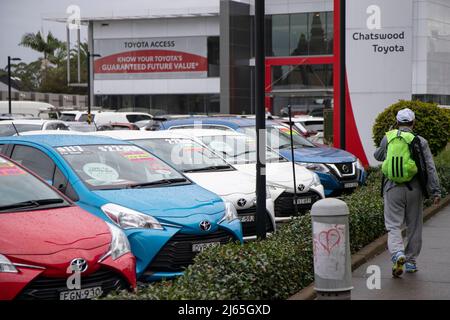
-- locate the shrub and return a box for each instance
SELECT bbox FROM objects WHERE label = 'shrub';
[373,100,450,155]
[106,161,449,300]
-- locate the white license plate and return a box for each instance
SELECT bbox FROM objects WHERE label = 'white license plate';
[239,215,255,223]
[192,242,221,253]
[59,286,103,300]
[344,182,359,189]
[294,197,312,205]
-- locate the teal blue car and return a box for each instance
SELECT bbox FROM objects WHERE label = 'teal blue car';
[0,135,243,281]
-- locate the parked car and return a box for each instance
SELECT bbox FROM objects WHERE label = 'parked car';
[0,154,136,300]
[0,101,56,118]
[93,130,276,238]
[160,117,366,196]
[281,116,324,144]
[172,129,325,221]
[0,120,70,136]
[81,112,153,125]
[0,134,243,281]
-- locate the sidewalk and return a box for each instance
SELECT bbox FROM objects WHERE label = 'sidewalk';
[351,204,450,300]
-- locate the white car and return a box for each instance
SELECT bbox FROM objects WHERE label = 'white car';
[171,129,325,222]
[281,116,324,144]
[0,120,70,136]
[91,130,277,240]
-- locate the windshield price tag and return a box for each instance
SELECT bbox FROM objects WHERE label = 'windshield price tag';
[57,146,85,155]
[0,162,26,176]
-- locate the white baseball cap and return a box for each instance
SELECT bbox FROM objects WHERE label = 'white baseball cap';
[396,108,415,123]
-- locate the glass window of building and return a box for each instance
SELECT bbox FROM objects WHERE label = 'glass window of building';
[266,11,333,57]
[269,14,290,56]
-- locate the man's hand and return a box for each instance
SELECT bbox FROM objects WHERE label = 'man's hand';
[433,196,441,206]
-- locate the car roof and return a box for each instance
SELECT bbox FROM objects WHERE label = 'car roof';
[170,128,245,138]
[0,134,129,147]
[0,119,63,125]
[92,129,188,140]
[163,117,262,129]
[283,116,324,122]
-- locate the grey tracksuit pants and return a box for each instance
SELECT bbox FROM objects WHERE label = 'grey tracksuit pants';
[384,178,423,262]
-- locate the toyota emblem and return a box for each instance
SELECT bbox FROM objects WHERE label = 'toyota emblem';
[298,184,306,192]
[70,258,88,273]
[199,220,212,231]
[237,198,247,208]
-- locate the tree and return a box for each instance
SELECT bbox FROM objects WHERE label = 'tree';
[19,31,65,70]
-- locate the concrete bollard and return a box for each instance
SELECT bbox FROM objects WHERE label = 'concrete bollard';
[311,198,353,300]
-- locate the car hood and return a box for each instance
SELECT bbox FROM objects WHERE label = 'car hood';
[279,146,356,164]
[234,162,314,188]
[0,206,110,256]
[93,183,224,221]
[184,170,256,197]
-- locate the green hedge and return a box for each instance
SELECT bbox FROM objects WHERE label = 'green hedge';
[106,160,449,300]
[372,100,450,155]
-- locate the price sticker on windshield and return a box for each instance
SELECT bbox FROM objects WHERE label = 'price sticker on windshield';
[0,161,26,176]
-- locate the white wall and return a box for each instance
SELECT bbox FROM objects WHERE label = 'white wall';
[92,16,220,95]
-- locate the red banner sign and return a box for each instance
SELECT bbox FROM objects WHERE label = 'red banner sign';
[94,50,208,74]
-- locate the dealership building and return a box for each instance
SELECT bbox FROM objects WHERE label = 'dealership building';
[49,0,450,165]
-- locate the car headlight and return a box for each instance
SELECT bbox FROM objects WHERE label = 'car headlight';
[298,162,330,173]
[0,254,18,273]
[356,158,364,171]
[105,222,132,260]
[101,203,163,230]
[221,201,239,223]
[266,186,275,199]
[310,173,322,187]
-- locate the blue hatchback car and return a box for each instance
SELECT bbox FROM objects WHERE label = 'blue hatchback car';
[157,117,366,196]
[0,135,243,281]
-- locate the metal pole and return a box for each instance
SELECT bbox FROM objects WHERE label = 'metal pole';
[77,27,81,83]
[7,56,11,114]
[67,26,71,85]
[87,51,91,124]
[255,0,266,239]
[288,105,299,215]
[339,0,346,150]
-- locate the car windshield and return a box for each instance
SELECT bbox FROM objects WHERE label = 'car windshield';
[238,125,316,149]
[0,157,68,211]
[56,144,188,190]
[197,135,284,165]
[131,138,233,172]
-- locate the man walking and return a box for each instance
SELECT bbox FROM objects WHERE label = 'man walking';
[374,108,441,277]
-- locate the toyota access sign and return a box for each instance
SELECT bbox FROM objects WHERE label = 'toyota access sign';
[94,36,208,80]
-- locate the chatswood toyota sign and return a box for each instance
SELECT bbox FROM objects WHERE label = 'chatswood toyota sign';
[94,37,208,79]
[342,0,413,166]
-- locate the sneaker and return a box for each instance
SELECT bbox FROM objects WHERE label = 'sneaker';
[391,251,406,278]
[405,262,418,273]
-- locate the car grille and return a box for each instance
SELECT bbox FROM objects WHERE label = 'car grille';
[237,207,274,237]
[329,163,359,181]
[145,230,235,274]
[16,268,128,300]
[274,191,321,218]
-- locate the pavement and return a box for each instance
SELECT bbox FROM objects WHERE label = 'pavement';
[351,204,450,300]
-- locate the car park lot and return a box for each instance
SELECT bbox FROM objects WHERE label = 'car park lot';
[0,112,366,300]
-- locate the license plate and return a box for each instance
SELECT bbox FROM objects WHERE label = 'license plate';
[192,242,221,253]
[344,182,359,189]
[59,286,103,300]
[239,215,255,223]
[294,197,312,205]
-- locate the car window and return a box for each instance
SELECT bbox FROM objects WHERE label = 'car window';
[126,114,152,123]
[11,145,56,181]
[60,114,76,122]
[132,138,232,172]
[0,157,68,210]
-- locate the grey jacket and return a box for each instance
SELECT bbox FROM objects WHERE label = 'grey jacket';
[374,127,441,197]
